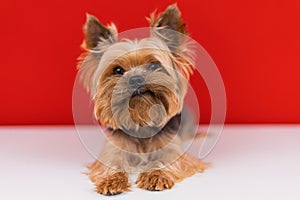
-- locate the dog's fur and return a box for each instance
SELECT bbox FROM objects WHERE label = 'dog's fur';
[78,4,207,195]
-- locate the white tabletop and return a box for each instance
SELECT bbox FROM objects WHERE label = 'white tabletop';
[1,125,299,200]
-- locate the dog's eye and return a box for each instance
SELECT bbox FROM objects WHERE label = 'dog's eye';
[113,66,125,75]
[148,62,160,71]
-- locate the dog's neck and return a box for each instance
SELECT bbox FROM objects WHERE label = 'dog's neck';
[107,113,182,138]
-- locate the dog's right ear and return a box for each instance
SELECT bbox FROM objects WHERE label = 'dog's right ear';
[78,14,117,94]
[82,14,117,50]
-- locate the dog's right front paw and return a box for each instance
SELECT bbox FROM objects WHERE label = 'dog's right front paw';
[95,172,130,196]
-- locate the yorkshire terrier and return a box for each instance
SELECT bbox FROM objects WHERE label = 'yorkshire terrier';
[78,4,207,196]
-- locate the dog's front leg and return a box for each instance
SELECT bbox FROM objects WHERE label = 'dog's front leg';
[136,168,175,191]
[135,152,208,191]
[87,144,130,196]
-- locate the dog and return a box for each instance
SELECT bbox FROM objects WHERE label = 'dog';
[77,3,207,196]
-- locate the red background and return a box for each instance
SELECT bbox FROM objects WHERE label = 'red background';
[0,0,299,125]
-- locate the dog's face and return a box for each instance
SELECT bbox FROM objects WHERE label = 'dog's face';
[95,39,188,133]
[78,5,194,134]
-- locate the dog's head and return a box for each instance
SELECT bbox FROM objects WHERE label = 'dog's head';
[78,4,195,134]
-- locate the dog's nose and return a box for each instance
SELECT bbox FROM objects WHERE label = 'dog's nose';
[128,76,145,89]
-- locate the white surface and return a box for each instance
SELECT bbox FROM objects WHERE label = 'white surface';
[0,125,300,200]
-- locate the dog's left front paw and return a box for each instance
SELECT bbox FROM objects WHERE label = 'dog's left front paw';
[136,170,174,191]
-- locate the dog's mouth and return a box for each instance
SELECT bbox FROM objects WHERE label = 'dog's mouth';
[130,86,169,112]
[131,87,155,97]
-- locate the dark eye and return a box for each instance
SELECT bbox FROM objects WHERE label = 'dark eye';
[113,66,125,75]
[148,62,160,71]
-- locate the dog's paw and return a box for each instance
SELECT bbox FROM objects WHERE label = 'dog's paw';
[95,172,130,196]
[136,170,174,191]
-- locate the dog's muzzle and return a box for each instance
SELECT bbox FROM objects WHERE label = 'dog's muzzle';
[128,75,145,90]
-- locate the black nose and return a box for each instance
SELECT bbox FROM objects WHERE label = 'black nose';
[128,76,145,89]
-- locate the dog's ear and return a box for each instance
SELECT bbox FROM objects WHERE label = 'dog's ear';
[82,14,117,50]
[148,4,187,52]
[78,14,117,94]
[148,4,194,79]
[156,4,186,35]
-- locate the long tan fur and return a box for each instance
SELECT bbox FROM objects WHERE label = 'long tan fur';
[77,4,207,196]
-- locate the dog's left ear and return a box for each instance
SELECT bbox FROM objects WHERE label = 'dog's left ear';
[148,4,194,79]
[148,4,187,52]
[155,4,186,34]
